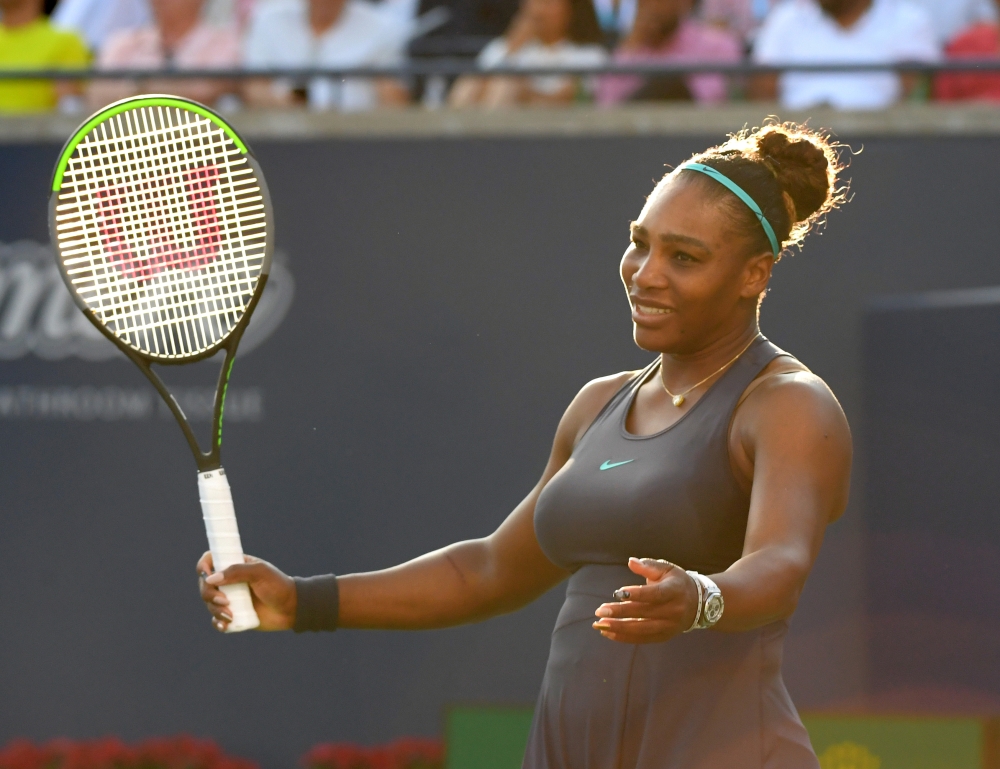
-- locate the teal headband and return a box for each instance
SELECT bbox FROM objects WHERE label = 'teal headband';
[679,162,781,257]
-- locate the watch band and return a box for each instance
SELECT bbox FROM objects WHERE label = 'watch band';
[684,571,725,631]
[684,570,703,633]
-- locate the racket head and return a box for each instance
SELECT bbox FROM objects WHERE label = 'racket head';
[48,95,274,364]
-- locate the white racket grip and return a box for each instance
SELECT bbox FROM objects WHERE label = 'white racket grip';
[198,468,261,633]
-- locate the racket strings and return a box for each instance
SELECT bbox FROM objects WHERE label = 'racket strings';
[65,109,261,355]
[53,105,268,359]
[58,118,255,357]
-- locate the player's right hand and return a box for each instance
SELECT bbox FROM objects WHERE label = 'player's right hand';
[196,553,297,632]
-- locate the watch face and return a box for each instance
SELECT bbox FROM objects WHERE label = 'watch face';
[703,594,724,625]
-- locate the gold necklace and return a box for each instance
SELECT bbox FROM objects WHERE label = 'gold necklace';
[659,334,760,408]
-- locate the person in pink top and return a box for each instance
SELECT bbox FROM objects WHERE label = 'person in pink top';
[87,0,241,110]
[596,0,741,105]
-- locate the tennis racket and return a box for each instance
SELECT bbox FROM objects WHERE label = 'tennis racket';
[48,95,275,633]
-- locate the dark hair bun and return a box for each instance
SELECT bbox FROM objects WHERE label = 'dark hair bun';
[670,121,847,255]
[754,127,835,225]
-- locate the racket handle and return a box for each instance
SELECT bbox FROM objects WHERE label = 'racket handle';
[198,468,261,633]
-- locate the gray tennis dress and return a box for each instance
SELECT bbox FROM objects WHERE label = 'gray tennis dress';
[527,336,819,769]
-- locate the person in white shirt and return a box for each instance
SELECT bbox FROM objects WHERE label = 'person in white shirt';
[51,0,151,51]
[449,0,608,107]
[907,0,996,46]
[750,0,940,110]
[243,0,410,111]
[378,0,419,27]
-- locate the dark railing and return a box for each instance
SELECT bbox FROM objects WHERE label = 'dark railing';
[3,60,1000,79]
[408,35,494,57]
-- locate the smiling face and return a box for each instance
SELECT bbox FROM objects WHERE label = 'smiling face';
[621,176,775,355]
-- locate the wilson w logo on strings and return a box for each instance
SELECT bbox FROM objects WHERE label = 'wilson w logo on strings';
[94,164,223,281]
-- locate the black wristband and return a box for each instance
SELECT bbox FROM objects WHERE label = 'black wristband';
[292,574,340,633]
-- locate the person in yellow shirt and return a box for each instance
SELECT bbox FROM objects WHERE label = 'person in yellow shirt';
[0,0,90,112]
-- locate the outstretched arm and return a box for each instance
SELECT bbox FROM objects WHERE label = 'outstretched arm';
[710,370,852,631]
[198,373,634,632]
[197,480,565,632]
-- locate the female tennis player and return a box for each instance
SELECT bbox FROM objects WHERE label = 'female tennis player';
[198,121,851,769]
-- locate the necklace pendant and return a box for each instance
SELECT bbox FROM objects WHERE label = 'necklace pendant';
[672,395,686,407]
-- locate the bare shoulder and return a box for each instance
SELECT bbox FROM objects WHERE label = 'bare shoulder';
[575,370,638,408]
[730,355,852,521]
[736,356,851,446]
[558,370,639,449]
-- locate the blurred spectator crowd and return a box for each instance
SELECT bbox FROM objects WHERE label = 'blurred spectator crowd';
[1,0,1000,114]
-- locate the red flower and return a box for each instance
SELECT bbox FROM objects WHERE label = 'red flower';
[302,739,443,769]
[0,737,257,769]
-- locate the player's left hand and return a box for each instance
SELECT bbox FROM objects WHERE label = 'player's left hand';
[592,557,699,644]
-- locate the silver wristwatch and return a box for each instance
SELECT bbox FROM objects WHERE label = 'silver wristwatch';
[685,571,724,631]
